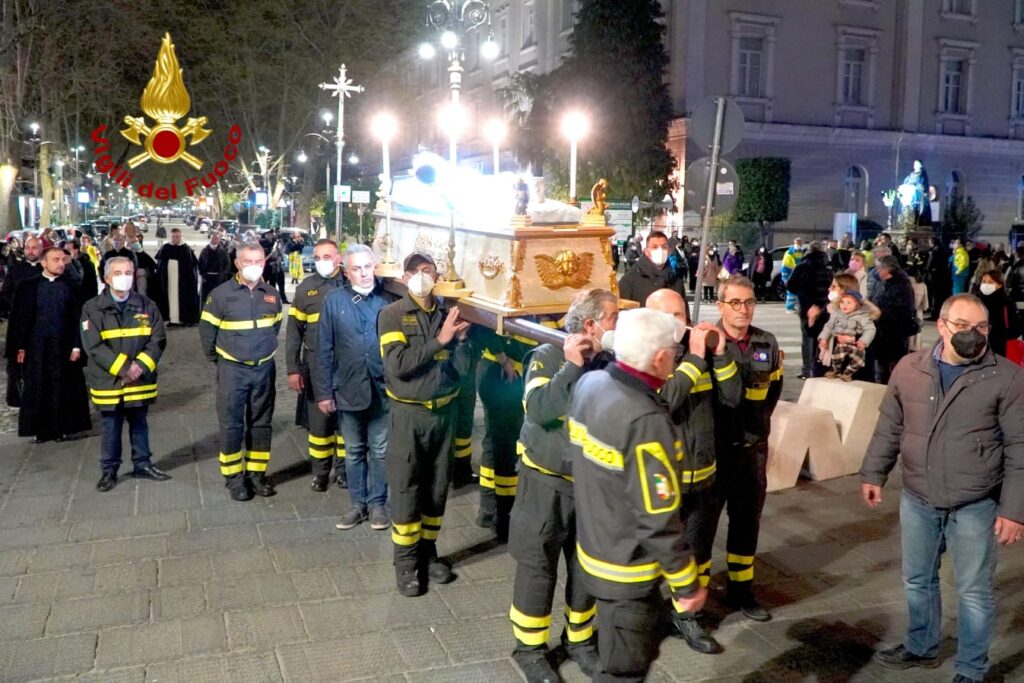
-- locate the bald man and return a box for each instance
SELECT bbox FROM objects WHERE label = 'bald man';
[646,288,741,654]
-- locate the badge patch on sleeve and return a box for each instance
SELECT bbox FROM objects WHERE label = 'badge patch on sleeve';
[753,351,769,362]
[636,442,680,514]
[654,473,672,500]
[264,295,277,304]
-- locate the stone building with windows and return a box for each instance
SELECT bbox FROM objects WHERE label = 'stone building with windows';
[399,0,1024,243]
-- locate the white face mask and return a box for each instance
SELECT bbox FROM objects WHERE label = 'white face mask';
[111,274,133,293]
[673,322,688,344]
[315,260,336,278]
[649,248,667,266]
[594,322,614,353]
[241,264,264,283]
[979,283,997,296]
[351,283,374,296]
[827,290,841,303]
[407,271,435,298]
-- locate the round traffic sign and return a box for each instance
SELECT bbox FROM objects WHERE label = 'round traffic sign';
[684,157,739,215]
[690,97,746,155]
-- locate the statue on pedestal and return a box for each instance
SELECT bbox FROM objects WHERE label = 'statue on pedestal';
[898,159,932,226]
[513,177,529,216]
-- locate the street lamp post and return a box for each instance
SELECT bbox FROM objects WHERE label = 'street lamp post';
[319,65,364,242]
[561,111,589,204]
[28,122,41,227]
[372,113,399,274]
[55,159,64,224]
[419,0,499,287]
[483,118,505,175]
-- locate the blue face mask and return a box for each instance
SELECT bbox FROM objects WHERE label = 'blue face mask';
[130,243,143,253]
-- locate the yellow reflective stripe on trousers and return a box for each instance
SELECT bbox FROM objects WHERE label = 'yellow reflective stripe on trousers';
[308,434,334,446]
[512,625,548,646]
[564,605,596,624]
[392,520,421,546]
[219,451,243,475]
[109,353,128,376]
[509,605,552,629]
[100,326,152,340]
[576,543,660,583]
[379,331,407,356]
[454,436,472,458]
[421,513,442,540]
[136,352,157,372]
[727,553,754,564]
[727,553,754,582]
[245,451,270,472]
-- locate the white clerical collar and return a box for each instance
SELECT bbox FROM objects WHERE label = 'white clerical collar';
[42,272,58,282]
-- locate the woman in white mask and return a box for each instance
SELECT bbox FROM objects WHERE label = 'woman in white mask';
[975,269,1021,357]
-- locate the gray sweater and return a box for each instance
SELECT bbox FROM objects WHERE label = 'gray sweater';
[818,306,876,347]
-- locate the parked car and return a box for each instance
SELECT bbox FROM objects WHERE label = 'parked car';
[196,218,212,233]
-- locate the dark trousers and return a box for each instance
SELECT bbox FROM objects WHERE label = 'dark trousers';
[692,443,768,589]
[800,316,826,377]
[509,467,595,651]
[873,338,910,384]
[216,360,276,479]
[302,372,344,479]
[476,359,524,522]
[680,484,718,595]
[452,355,478,475]
[594,592,665,682]
[100,405,151,474]
[387,400,454,572]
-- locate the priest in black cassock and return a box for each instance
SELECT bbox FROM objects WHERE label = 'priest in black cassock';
[198,232,231,302]
[3,236,43,408]
[8,247,92,441]
[154,229,200,325]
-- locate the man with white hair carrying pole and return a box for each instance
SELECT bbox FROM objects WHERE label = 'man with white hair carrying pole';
[569,307,707,681]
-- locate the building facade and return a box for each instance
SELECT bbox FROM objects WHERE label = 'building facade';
[402,0,1024,242]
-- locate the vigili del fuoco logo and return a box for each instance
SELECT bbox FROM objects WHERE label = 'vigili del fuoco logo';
[89,33,242,201]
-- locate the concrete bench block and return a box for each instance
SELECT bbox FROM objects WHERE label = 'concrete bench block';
[767,402,842,492]
[797,378,887,480]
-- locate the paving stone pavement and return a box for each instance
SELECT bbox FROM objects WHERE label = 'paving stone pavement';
[0,303,1021,682]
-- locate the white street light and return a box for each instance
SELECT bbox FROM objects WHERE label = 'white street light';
[322,111,333,125]
[418,42,436,60]
[483,118,506,175]
[561,111,590,203]
[29,122,39,134]
[440,30,458,49]
[348,154,359,164]
[480,37,500,60]
[258,145,270,154]
[438,103,466,166]
[297,151,308,163]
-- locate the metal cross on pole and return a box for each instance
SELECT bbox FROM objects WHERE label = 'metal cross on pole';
[319,64,364,242]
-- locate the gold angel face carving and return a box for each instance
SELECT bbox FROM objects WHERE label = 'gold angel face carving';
[534,250,594,290]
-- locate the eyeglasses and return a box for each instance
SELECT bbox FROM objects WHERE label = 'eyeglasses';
[941,319,990,334]
[720,299,756,311]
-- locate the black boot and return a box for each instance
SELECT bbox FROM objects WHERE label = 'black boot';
[420,541,455,585]
[451,458,476,489]
[562,633,599,676]
[395,564,422,597]
[726,583,771,622]
[512,648,558,683]
[310,475,329,492]
[476,488,497,529]
[671,612,722,654]
[226,474,253,502]
[247,471,276,497]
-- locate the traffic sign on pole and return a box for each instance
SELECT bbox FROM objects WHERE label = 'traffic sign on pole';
[690,97,745,155]
[334,185,351,203]
[684,158,739,216]
[352,190,371,204]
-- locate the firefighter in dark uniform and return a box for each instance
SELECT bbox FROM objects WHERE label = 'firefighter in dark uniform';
[647,288,742,654]
[701,275,783,622]
[378,253,473,597]
[470,326,530,540]
[507,289,618,681]
[199,243,283,502]
[81,255,171,491]
[569,307,707,681]
[285,239,347,492]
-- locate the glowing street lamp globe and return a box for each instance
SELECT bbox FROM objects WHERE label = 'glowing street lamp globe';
[440,30,458,50]
[418,42,437,60]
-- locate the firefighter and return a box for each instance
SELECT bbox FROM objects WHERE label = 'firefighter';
[451,348,478,488]
[378,253,473,597]
[470,326,531,541]
[701,274,783,622]
[199,243,283,502]
[81,256,170,491]
[507,289,617,681]
[285,239,347,492]
[647,288,741,654]
[569,307,707,680]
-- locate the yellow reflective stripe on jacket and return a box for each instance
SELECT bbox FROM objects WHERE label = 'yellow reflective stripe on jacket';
[385,388,458,411]
[200,310,222,326]
[288,308,319,323]
[769,366,783,381]
[379,331,408,356]
[676,361,701,385]
[215,347,275,366]
[109,353,128,376]
[523,376,551,400]
[745,386,769,401]
[136,352,157,372]
[481,348,523,373]
[576,543,661,583]
[568,418,625,471]
[691,373,713,393]
[205,312,282,330]
[663,557,698,589]
[518,444,574,482]
[680,462,716,484]
[714,361,738,382]
[99,327,152,340]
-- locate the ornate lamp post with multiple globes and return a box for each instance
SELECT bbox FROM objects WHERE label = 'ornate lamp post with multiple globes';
[418,0,499,289]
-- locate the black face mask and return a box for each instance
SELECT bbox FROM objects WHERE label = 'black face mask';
[950,329,986,359]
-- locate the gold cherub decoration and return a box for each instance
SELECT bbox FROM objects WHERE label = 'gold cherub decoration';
[534,250,594,290]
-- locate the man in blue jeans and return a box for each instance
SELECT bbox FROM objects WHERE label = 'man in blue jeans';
[861,293,1024,683]
[313,244,394,530]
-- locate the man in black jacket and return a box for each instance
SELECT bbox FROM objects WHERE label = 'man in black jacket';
[198,232,231,303]
[785,241,833,379]
[618,231,687,306]
[870,255,917,383]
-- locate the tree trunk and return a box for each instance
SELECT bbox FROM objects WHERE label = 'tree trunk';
[39,143,53,228]
[0,162,18,236]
